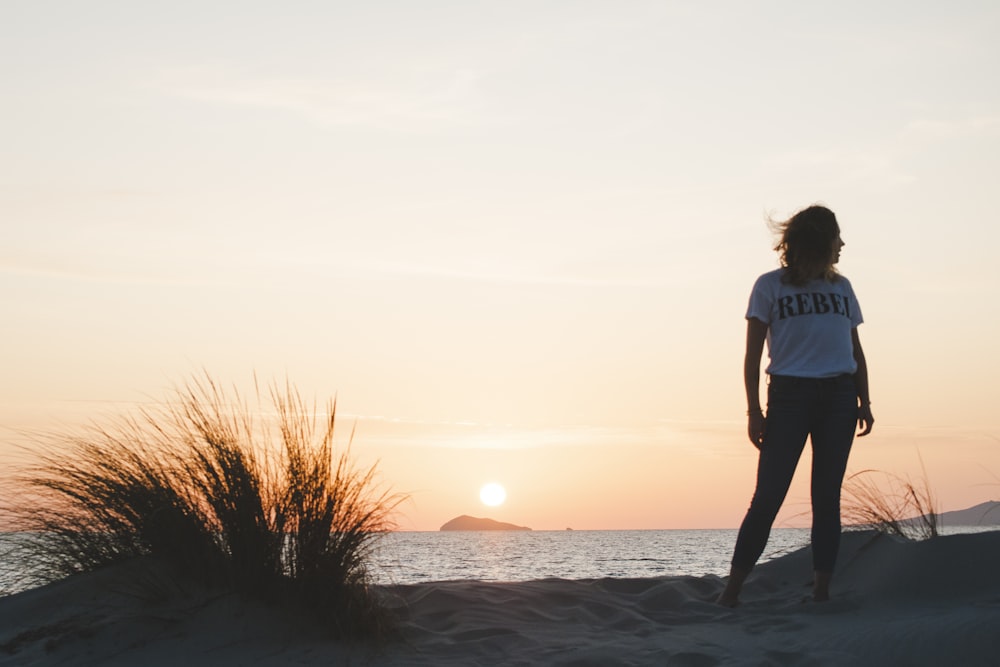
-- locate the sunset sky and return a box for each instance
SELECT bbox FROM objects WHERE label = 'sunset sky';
[3,1,999,531]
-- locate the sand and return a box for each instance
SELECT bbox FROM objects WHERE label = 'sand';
[2,530,999,666]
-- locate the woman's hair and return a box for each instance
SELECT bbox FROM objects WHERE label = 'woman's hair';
[770,205,841,286]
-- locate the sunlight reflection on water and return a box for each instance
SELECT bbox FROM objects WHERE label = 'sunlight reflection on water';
[369,528,809,585]
[370,525,997,585]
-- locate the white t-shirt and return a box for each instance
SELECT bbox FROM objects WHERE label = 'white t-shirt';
[746,268,863,378]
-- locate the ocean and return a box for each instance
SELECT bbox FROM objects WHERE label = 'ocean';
[368,528,810,585]
[0,528,803,594]
[369,525,997,584]
[4,526,994,594]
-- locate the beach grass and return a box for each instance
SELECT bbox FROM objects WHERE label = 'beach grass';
[3,375,403,639]
[842,459,939,540]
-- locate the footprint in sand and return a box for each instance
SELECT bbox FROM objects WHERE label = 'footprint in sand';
[664,650,721,667]
[742,614,807,634]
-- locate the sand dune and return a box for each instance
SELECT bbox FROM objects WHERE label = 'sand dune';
[2,530,999,666]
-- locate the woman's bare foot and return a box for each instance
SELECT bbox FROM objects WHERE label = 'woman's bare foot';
[716,567,750,607]
[716,590,740,607]
[812,570,832,602]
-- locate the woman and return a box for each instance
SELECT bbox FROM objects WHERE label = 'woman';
[717,204,874,607]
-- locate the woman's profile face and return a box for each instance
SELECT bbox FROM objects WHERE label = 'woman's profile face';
[831,234,845,264]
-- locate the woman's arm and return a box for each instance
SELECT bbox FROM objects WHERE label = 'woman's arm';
[745,317,768,448]
[851,327,874,436]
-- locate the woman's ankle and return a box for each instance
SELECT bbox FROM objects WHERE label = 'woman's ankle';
[717,567,750,607]
[813,570,833,602]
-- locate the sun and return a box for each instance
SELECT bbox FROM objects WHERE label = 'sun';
[479,483,507,507]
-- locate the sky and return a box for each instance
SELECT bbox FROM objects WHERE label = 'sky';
[3,1,999,531]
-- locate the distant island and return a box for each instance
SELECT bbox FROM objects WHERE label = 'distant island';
[440,515,532,531]
[928,501,1000,526]
[891,500,1000,531]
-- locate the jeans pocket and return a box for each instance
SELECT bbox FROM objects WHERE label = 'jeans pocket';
[766,375,803,412]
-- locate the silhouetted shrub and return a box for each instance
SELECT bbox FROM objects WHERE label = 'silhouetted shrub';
[6,375,402,639]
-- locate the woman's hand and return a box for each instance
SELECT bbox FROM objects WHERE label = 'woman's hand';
[857,404,874,436]
[747,411,766,449]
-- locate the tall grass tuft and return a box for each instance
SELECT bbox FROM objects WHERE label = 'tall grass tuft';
[5,375,403,639]
[841,458,939,540]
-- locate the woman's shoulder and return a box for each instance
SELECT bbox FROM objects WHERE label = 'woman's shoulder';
[753,269,856,295]
[830,272,855,291]
[752,268,786,287]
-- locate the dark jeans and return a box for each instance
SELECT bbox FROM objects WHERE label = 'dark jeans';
[732,374,857,573]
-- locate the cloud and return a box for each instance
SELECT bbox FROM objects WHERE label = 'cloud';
[354,257,670,289]
[150,64,501,131]
[902,115,1000,140]
[345,416,740,453]
[0,255,235,287]
[761,112,1000,190]
[761,145,916,188]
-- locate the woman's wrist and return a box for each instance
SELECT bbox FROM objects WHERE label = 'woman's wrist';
[746,407,763,416]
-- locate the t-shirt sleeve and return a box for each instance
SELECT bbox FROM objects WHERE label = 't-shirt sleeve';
[843,278,864,328]
[746,274,773,323]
